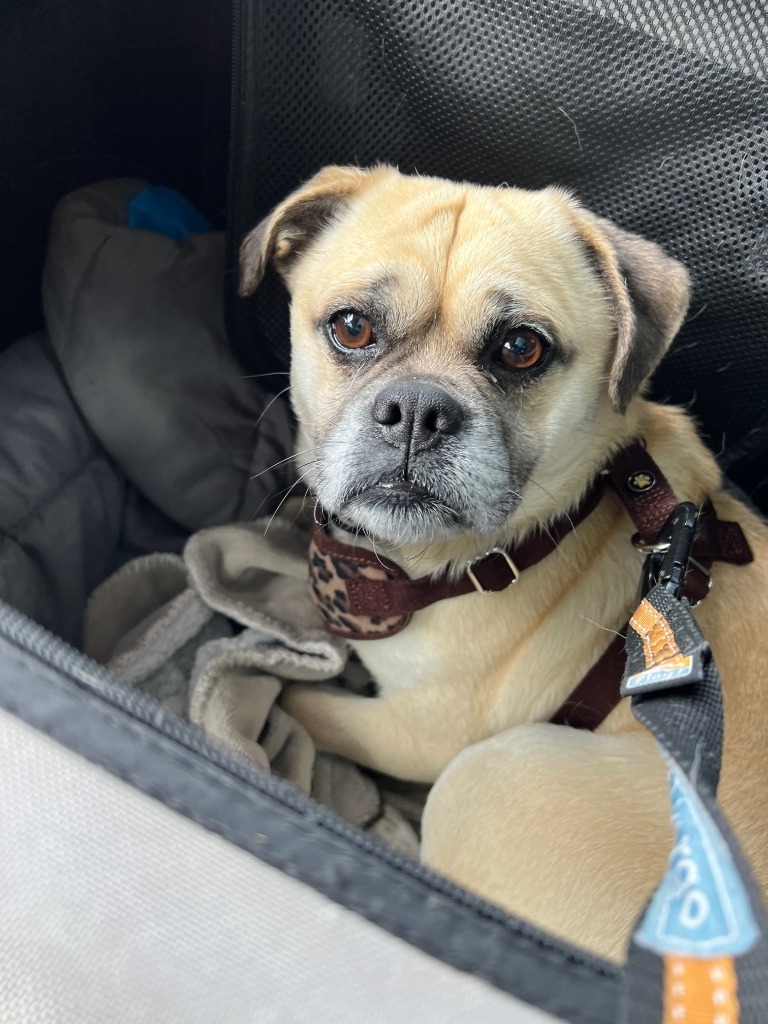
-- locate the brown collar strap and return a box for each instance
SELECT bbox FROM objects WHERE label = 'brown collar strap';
[309,479,607,641]
[309,442,752,644]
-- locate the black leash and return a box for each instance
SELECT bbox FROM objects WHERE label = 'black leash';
[620,504,768,1023]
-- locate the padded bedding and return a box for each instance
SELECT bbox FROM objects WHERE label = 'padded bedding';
[0,180,293,643]
[0,331,125,641]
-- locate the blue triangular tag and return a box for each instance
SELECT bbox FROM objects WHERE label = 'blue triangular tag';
[635,753,760,958]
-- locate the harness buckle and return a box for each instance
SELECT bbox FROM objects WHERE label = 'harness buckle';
[466,549,520,593]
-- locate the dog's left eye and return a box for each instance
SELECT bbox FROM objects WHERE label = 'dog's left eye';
[497,328,547,372]
[330,312,374,350]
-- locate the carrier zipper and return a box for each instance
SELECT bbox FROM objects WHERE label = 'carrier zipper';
[0,599,307,808]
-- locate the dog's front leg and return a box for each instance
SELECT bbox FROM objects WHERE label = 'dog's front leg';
[281,683,464,783]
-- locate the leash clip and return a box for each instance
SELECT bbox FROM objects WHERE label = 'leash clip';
[638,502,699,601]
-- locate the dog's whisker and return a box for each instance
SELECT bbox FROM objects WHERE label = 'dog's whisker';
[362,527,389,569]
[404,542,432,572]
[250,446,323,480]
[683,303,708,326]
[249,474,308,523]
[579,616,627,638]
[289,490,313,527]
[538,519,581,574]
[526,478,583,573]
[238,370,291,380]
[253,384,292,430]
[250,459,320,522]
[262,469,316,536]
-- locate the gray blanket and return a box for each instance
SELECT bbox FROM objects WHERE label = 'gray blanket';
[85,504,421,856]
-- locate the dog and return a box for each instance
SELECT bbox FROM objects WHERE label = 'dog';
[239,164,768,961]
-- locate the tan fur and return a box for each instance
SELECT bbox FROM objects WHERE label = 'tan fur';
[242,165,768,963]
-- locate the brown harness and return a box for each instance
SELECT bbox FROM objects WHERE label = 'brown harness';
[308,442,752,730]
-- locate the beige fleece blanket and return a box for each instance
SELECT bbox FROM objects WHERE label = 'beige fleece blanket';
[84,508,422,857]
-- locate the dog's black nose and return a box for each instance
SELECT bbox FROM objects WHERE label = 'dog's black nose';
[371,379,464,451]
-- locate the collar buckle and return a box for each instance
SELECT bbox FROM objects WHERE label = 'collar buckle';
[466,548,520,593]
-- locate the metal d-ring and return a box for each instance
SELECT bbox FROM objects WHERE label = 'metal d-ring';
[466,548,520,593]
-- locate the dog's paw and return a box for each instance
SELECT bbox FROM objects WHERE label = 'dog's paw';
[280,682,352,752]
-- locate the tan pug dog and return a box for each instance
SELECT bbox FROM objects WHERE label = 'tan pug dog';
[239,164,768,962]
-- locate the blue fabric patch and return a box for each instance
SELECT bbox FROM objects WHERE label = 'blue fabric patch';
[635,754,760,957]
[126,186,213,243]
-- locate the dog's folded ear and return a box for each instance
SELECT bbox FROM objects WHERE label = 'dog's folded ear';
[573,210,691,414]
[238,165,367,297]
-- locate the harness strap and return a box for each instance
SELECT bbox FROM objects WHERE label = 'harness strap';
[347,478,607,614]
[604,442,678,544]
[549,445,752,729]
[548,633,628,729]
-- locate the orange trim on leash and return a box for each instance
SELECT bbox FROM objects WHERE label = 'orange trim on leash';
[630,598,689,672]
[663,955,739,1024]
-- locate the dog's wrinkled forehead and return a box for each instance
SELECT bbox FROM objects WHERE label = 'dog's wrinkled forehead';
[240,165,690,415]
[288,176,604,360]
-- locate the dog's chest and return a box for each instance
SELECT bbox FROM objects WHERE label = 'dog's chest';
[349,544,640,730]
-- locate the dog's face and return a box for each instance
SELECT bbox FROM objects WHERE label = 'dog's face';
[241,166,690,550]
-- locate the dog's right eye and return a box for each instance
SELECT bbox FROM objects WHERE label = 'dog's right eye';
[330,312,374,350]
[497,328,547,372]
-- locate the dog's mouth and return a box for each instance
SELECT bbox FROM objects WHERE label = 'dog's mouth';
[362,479,435,501]
[330,474,462,539]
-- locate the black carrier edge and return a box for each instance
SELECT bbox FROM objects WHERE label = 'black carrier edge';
[0,600,620,1023]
